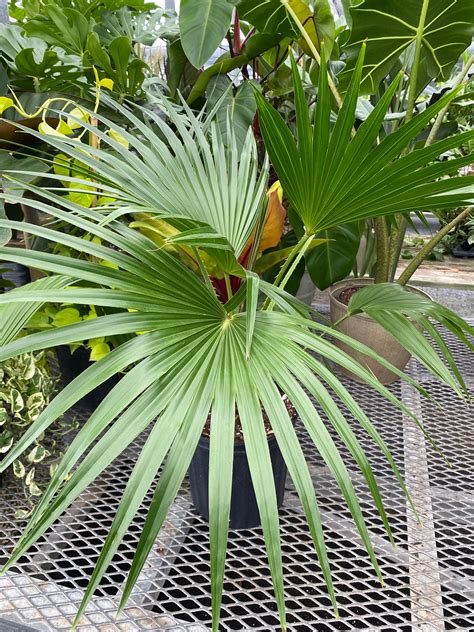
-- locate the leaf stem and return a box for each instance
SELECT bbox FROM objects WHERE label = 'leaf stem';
[280,0,343,109]
[374,217,390,283]
[397,206,473,286]
[278,233,314,292]
[224,273,233,300]
[264,232,313,310]
[405,0,430,126]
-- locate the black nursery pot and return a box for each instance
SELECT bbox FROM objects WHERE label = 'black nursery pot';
[189,435,288,530]
[0,261,31,290]
[55,345,121,412]
[453,240,474,258]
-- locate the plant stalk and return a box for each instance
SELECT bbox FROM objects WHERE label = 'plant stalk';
[263,232,313,309]
[192,246,215,294]
[405,0,430,126]
[397,206,473,285]
[224,273,233,300]
[387,0,430,278]
[278,232,314,292]
[374,217,390,282]
[425,53,474,147]
[281,0,343,109]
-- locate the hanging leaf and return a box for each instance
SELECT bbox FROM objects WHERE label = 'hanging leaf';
[207,77,257,151]
[25,467,35,486]
[27,444,48,464]
[340,0,474,94]
[10,388,24,413]
[0,430,14,454]
[179,0,234,68]
[0,408,8,426]
[29,481,42,497]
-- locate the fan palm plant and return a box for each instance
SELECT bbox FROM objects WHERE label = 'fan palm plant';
[255,44,474,386]
[0,48,473,631]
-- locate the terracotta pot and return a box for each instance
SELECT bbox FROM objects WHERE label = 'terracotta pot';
[329,278,430,385]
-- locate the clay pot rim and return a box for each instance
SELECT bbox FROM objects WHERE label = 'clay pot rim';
[329,278,432,323]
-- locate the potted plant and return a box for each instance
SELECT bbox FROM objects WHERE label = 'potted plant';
[253,0,474,384]
[0,49,472,629]
[0,351,77,518]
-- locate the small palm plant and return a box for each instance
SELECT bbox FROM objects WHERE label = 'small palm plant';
[0,48,472,631]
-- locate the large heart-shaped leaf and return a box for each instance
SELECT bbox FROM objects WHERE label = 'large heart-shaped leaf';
[207,77,257,151]
[340,0,474,94]
[179,0,235,68]
[237,0,335,55]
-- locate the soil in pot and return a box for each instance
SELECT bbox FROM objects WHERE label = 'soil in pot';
[189,399,295,530]
[55,345,121,412]
[330,279,429,385]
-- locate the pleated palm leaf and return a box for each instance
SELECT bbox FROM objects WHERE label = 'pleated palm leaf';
[0,81,470,632]
[255,44,474,394]
[255,44,474,236]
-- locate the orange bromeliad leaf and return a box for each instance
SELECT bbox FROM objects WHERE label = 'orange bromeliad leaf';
[240,181,286,266]
[259,181,286,252]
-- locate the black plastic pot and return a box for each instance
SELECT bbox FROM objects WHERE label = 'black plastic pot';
[55,345,121,412]
[0,261,31,290]
[453,241,474,258]
[189,435,288,530]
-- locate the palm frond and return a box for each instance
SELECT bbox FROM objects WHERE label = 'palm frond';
[0,87,468,632]
[3,97,269,259]
[255,46,474,235]
[343,283,474,398]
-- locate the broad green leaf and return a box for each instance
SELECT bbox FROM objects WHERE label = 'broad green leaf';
[306,223,361,290]
[237,0,335,55]
[179,0,234,68]
[207,77,257,152]
[340,0,474,93]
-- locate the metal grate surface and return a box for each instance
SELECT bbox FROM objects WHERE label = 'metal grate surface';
[0,326,473,631]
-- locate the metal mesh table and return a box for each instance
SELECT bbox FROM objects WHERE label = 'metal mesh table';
[0,326,473,631]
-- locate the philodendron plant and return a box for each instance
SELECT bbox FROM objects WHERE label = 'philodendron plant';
[0,51,473,631]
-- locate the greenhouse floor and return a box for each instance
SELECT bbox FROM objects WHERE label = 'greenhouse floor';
[0,317,473,631]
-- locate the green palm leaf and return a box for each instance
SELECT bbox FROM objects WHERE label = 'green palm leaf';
[0,90,469,631]
[3,97,268,260]
[255,46,474,236]
[342,283,474,398]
